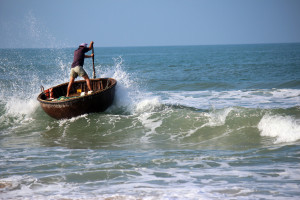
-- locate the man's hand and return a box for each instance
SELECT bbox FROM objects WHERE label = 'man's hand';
[89,41,94,50]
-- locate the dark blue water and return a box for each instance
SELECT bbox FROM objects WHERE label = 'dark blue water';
[98,44,300,91]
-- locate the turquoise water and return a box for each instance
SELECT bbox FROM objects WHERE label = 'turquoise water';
[0,44,300,199]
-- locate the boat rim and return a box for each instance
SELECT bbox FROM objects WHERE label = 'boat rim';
[37,78,117,105]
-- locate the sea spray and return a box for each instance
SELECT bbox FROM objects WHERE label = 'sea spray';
[0,10,72,122]
[24,11,66,48]
[0,49,71,121]
[100,56,150,114]
[0,71,40,120]
[2,10,69,48]
[258,114,300,143]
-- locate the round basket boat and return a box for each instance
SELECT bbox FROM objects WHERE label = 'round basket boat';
[37,78,117,119]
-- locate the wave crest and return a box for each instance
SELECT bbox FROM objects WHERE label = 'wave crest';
[258,114,300,143]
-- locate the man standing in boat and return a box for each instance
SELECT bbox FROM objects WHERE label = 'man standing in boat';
[66,41,94,97]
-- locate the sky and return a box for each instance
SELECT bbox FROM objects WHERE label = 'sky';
[0,0,300,48]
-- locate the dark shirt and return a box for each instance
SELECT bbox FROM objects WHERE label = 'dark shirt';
[71,47,89,68]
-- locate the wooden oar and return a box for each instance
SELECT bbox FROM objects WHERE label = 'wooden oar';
[92,46,96,79]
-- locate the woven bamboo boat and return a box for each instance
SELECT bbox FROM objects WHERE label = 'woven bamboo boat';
[37,78,117,119]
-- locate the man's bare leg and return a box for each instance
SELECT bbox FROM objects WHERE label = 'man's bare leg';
[83,75,92,91]
[66,76,75,97]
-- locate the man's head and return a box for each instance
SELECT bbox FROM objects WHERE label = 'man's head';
[79,43,88,48]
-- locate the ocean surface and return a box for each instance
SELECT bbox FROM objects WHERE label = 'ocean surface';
[0,44,300,200]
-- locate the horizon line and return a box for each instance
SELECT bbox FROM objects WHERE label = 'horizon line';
[1,42,300,49]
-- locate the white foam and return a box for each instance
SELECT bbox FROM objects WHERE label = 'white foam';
[159,89,300,109]
[0,90,40,130]
[5,97,39,117]
[135,97,161,113]
[258,114,300,143]
[205,107,234,127]
[0,175,37,197]
[135,98,163,142]
[98,57,166,116]
[99,57,142,113]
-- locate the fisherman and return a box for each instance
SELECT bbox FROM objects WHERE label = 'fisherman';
[66,41,94,97]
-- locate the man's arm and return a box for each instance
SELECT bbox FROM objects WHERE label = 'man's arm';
[85,41,94,58]
[85,53,94,58]
[88,41,94,51]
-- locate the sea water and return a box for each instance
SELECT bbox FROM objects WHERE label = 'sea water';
[0,44,300,200]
